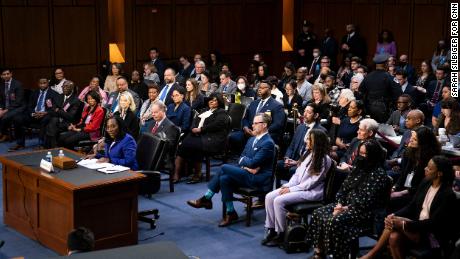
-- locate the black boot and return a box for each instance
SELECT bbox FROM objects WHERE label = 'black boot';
[265,232,285,247]
[261,228,277,245]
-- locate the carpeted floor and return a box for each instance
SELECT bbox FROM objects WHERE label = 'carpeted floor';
[0,137,373,259]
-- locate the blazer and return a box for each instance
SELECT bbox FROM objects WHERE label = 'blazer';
[185,93,205,112]
[179,64,194,79]
[395,180,457,252]
[341,32,367,61]
[77,105,105,141]
[166,102,191,133]
[191,108,230,154]
[284,122,327,161]
[426,79,447,103]
[27,88,60,115]
[217,80,237,94]
[238,133,276,190]
[106,89,142,113]
[0,78,25,112]
[159,82,184,106]
[152,59,166,81]
[321,36,338,63]
[114,109,140,140]
[283,94,303,115]
[148,117,180,169]
[402,84,422,105]
[100,133,139,170]
[242,97,286,141]
[340,137,362,165]
[386,110,409,135]
[48,93,82,124]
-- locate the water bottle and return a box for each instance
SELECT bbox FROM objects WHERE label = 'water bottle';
[58,149,64,158]
[438,128,448,146]
[45,151,52,163]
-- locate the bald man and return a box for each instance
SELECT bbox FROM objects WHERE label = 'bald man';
[388,109,424,162]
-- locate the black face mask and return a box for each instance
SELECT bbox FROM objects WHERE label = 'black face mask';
[354,155,368,169]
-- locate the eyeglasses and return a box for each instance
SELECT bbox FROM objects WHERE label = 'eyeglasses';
[252,121,265,125]
[397,101,409,104]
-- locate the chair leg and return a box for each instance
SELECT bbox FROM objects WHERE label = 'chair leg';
[222,202,227,220]
[169,174,174,192]
[205,156,211,182]
[246,197,252,227]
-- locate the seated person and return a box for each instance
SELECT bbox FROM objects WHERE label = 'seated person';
[67,227,95,255]
[435,97,460,136]
[166,88,191,133]
[91,117,138,170]
[229,80,285,151]
[262,129,332,247]
[139,84,160,133]
[173,93,229,183]
[10,78,60,151]
[0,68,25,143]
[276,103,326,187]
[283,80,303,117]
[307,139,390,259]
[58,91,104,150]
[106,76,141,114]
[78,76,108,106]
[45,80,82,148]
[431,86,452,128]
[386,94,412,135]
[337,118,379,171]
[362,156,457,259]
[236,76,256,98]
[187,113,276,227]
[328,89,355,142]
[332,100,364,159]
[185,78,205,112]
[306,83,331,120]
[389,126,440,212]
[113,91,139,140]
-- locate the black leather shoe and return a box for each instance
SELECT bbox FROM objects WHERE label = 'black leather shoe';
[187,196,213,209]
[218,211,238,227]
[261,228,277,245]
[265,232,284,247]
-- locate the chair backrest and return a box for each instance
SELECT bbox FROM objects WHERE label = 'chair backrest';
[136,133,166,171]
[156,124,181,170]
[267,144,280,191]
[227,103,246,131]
[323,162,347,204]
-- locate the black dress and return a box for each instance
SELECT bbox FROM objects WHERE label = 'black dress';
[114,109,140,140]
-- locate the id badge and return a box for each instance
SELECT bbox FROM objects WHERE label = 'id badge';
[404,172,414,188]
[85,115,92,124]
[63,103,70,111]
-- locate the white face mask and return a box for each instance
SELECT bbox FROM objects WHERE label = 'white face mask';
[237,83,245,90]
[313,52,320,58]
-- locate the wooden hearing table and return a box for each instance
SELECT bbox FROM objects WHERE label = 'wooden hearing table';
[0,149,145,255]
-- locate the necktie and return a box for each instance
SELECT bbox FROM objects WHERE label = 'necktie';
[223,84,227,92]
[256,100,265,114]
[431,81,442,104]
[151,122,159,134]
[159,85,169,101]
[252,137,259,148]
[347,34,351,42]
[36,91,45,112]
[111,96,119,113]
[309,59,317,75]
[5,82,9,108]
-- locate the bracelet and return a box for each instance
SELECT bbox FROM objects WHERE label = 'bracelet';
[402,220,406,232]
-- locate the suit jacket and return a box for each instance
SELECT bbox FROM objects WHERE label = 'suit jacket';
[238,133,276,190]
[321,36,338,64]
[185,93,205,112]
[152,58,165,81]
[100,133,139,170]
[390,126,414,159]
[179,64,194,79]
[341,32,367,61]
[402,83,422,105]
[148,117,180,169]
[106,89,142,113]
[242,97,286,142]
[191,108,230,154]
[395,180,457,252]
[426,79,446,103]
[285,122,327,161]
[386,109,409,135]
[48,93,82,124]
[159,82,184,106]
[77,105,105,141]
[166,102,191,133]
[114,109,140,140]
[27,88,60,115]
[0,78,25,112]
[217,80,237,94]
[398,64,417,85]
[340,137,361,165]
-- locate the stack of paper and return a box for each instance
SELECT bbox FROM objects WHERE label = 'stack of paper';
[77,159,130,173]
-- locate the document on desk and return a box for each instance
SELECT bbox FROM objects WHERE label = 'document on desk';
[97,165,130,174]
[77,159,114,170]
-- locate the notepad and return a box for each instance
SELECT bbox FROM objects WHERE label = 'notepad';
[97,165,130,174]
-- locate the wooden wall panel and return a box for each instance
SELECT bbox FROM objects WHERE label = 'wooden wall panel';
[382,3,411,57]
[135,5,173,60]
[353,3,379,60]
[244,3,275,53]
[53,7,97,65]
[2,7,51,68]
[62,65,98,89]
[299,1,323,35]
[11,68,52,89]
[412,4,444,65]
[326,3,352,39]
[211,4,242,55]
[175,5,209,57]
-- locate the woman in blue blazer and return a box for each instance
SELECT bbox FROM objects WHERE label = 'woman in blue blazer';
[166,88,191,133]
[95,116,138,170]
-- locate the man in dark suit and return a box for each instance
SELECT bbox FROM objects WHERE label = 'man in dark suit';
[149,47,165,83]
[229,81,285,152]
[307,48,321,82]
[106,76,141,113]
[10,78,59,151]
[295,20,318,66]
[216,71,237,94]
[320,28,338,69]
[44,80,82,148]
[397,54,416,85]
[0,68,25,142]
[158,68,185,106]
[275,103,327,187]
[340,24,367,62]
[187,113,276,227]
[189,60,206,82]
[395,70,421,106]
[148,100,180,170]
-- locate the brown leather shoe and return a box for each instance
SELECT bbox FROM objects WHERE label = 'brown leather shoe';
[218,211,238,227]
[8,144,24,152]
[187,196,213,210]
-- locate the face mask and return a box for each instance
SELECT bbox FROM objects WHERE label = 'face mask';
[313,52,320,58]
[237,83,245,90]
[354,155,368,169]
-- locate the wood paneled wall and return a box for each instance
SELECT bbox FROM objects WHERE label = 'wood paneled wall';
[123,0,282,78]
[0,0,108,89]
[296,0,449,68]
